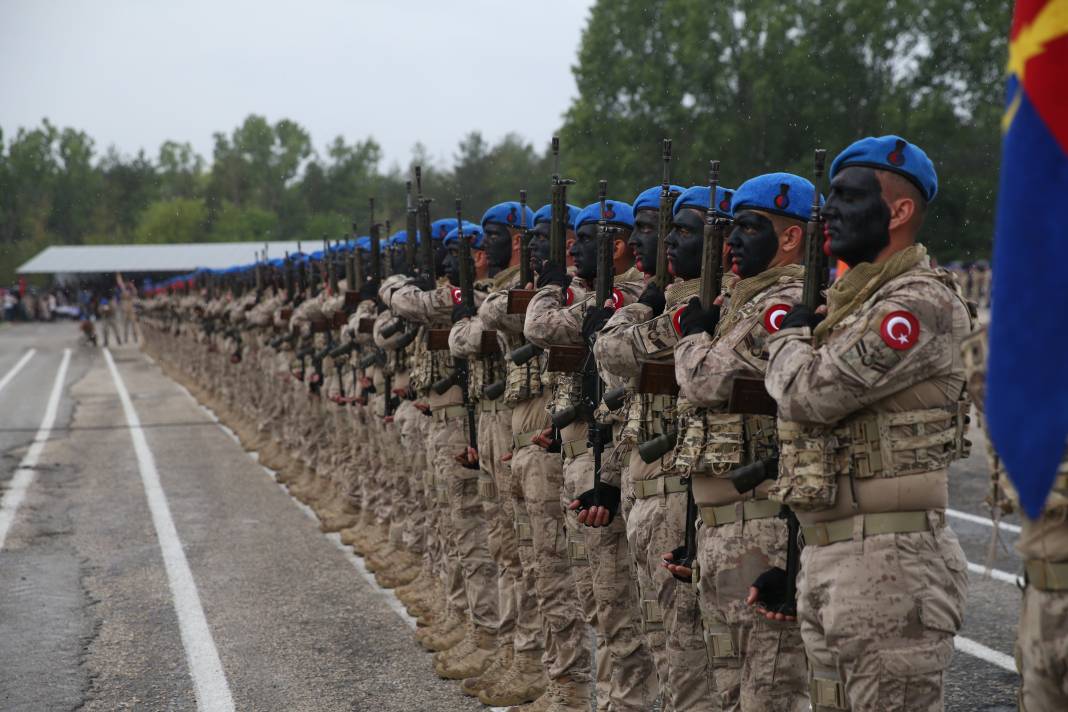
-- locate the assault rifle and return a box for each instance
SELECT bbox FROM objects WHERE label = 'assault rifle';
[653,138,673,289]
[415,166,435,282]
[454,202,479,469]
[405,180,418,274]
[589,180,616,508]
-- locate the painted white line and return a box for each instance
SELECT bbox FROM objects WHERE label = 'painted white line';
[967,560,1020,586]
[954,635,1017,673]
[0,349,68,550]
[104,349,235,712]
[947,508,1022,535]
[0,348,36,396]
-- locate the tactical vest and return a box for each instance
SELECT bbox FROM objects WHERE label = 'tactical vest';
[771,271,974,511]
[675,402,776,478]
[409,330,432,393]
[502,329,545,405]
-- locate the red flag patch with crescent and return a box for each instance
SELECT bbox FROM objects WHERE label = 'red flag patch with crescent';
[763,304,791,333]
[879,310,920,350]
[451,287,463,305]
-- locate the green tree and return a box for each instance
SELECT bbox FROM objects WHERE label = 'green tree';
[134,198,207,244]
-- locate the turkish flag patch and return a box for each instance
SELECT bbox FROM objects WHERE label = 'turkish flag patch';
[671,306,686,336]
[763,304,791,333]
[879,310,920,350]
[450,287,463,305]
[564,287,575,306]
[611,287,624,309]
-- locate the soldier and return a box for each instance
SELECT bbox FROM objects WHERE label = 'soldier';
[668,175,813,710]
[960,328,1068,712]
[525,196,649,712]
[763,136,972,711]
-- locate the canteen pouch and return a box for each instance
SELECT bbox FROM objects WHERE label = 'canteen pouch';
[769,421,840,510]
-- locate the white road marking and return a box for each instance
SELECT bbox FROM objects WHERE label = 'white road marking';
[967,560,1021,586]
[148,352,1013,699]
[0,349,68,550]
[947,507,1022,535]
[0,348,36,396]
[954,635,1017,673]
[104,349,235,712]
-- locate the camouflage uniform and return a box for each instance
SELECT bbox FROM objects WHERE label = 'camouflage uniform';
[674,267,809,711]
[766,250,973,712]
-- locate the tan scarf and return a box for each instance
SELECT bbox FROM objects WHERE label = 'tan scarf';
[717,264,805,336]
[491,263,520,290]
[813,244,927,344]
[665,278,701,308]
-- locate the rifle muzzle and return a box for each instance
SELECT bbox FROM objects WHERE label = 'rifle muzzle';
[550,405,581,430]
[358,352,379,369]
[296,346,315,359]
[602,385,626,411]
[482,380,506,401]
[509,342,544,366]
[638,430,678,464]
[431,371,460,395]
[729,456,779,495]
[380,318,404,338]
[394,329,417,349]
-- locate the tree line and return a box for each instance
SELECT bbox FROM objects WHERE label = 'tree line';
[0,0,1008,283]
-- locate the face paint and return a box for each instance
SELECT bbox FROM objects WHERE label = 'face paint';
[443,245,460,286]
[570,223,599,281]
[726,211,779,279]
[483,222,513,274]
[389,248,407,276]
[823,166,891,267]
[529,233,550,277]
[629,209,659,276]
[666,208,705,280]
[434,242,449,277]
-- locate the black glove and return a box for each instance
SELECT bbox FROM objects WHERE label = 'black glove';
[638,282,666,317]
[451,302,475,323]
[537,261,571,290]
[679,296,720,337]
[572,483,622,524]
[666,544,694,583]
[358,280,380,302]
[750,566,795,615]
[779,304,824,331]
[582,306,614,343]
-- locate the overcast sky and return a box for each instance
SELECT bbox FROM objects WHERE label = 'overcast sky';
[0,0,595,169]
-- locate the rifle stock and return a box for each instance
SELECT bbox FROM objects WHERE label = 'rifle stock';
[654,139,673,289]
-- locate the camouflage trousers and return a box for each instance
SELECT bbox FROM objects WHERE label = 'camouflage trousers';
[477,405,520,645]
[395,399,430,557]
[512,439,590,683]
[433,409,499,635]
[696,514,808,711]
[625,456,717,711]
[798,517,967,712]
[1016,585,1068,711]
[562,433,658,712]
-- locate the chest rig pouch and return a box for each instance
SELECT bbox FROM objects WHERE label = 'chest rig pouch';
[676,407,776,479]
[409,332,432,393]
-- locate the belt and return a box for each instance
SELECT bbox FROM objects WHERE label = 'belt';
[1025,559,1068,591]
[562,439,588,459]
[513,428,543,450]
[700,498,781,527]
[634,475,688,499]
[801,510,941,547]
[432,404,467,423]
[480,399,509,414]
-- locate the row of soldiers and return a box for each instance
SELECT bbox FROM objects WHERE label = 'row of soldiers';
[140,134,1067,712]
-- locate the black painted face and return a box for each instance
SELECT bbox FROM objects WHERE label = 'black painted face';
[666,208,705,280]
[571,223,599,281]
[443,245,461,286]
[726,211,780,279]
[823,166,890,267]
[389,247,408,276]
[529,233,550,277]
[483,222,513,274]
[434,242,449,276]
[629,209,659,276]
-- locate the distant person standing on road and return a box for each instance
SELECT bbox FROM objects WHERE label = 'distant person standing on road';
[117,273,140,343]
[98,296,122,346]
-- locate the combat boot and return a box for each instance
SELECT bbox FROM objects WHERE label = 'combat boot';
[317,488,359,532]
[460,642,514,697]
[434,628,496,680]
[394,570,432,603]
[544,675,591,712]
[478,650,548,707]
[507,681,556,712]
[374,560,420,590]
[416,612,465,652]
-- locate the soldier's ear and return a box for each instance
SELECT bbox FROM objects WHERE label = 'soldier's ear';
[887,196,916,232]
[780,224,804,253]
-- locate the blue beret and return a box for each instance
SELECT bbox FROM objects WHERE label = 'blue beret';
[830,135,937,202]
[631,184,686,213]
[443,222,485,249]
[430,218,459,242]
[532,203,581,228]
[731,172,821,222]
[481,202,537,230]
[387,230,408,247]
[354,236,371,252]
[575,200,635,230]
[673,185,735,217]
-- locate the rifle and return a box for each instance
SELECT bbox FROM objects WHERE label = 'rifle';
[507,188,536,315]
[653,138,673,289]
[588,179,616,507]
[456,201,479,469]
[405,180,418,274]
[369,198,381,285]
[415,166,435,282]
[325,237,339,295]
[549,135,572,271]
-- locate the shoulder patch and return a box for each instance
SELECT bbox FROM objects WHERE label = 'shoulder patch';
[879,310,920,350]
[763,303,791,333]
[564,287,575,306]
[671,305,685,336]
[450,287,463,305]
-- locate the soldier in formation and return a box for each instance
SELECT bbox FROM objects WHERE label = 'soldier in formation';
[138,134,1013,712]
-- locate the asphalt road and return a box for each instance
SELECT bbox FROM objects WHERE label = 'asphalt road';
[0,322,1021,711]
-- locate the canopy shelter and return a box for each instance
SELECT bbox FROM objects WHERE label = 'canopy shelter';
[16,241,308,277]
